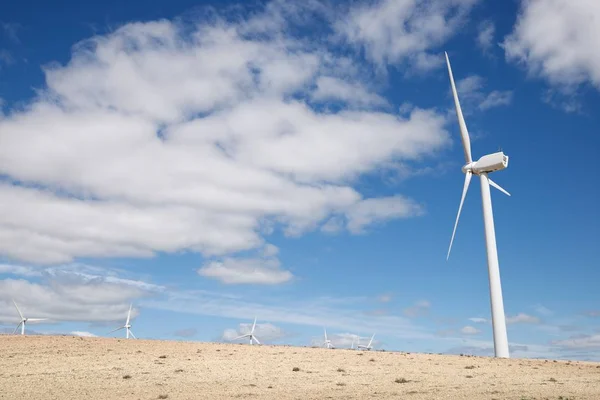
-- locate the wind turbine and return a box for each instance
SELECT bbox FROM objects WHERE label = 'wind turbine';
[12,300,48,335]
[357,333,375,351]
[109,304,136,339]
[234,317,260,345]
[322,328,334,349]
[445,51,510,358]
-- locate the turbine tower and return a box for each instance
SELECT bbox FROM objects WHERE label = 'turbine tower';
[234,317,260,345]
[109,304,136,339]
[445,52,510,358]
[322,328,334,349]
[12,300,48,335]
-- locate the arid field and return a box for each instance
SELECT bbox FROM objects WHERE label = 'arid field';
[1,336,599,399]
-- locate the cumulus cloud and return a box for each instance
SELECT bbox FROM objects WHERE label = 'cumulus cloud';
[468,317,488,324]
[198,244,293,285]
[476,20,495,53]
[0,1,452,269]
[223,321,287,343]
[552,334,600,350]
[335,0,479,70]
[377,293,392,303]
[0,263,160,324]
[71,331,97,337]
[506,313,541,325]
[503,0,600,90]
[455,75,513,111]
[460,325,481,335]
[403,300,431,318]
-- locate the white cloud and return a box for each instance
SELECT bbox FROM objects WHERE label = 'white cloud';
[476,20,495,53]
[335,0,479,70]
[460,325,481,335]
[533,304,553,317]
[223,321,287,343]
[468,317,488,324]
[506,313,541,325]
[0,263,160,324]
[403,300,431,318]
[312,76,388,108]
[503,0,600,90]
[198,245,293,285]
[378,293,392,303]
[455,75,513,111]
[552,334,600,350]
[0,2,451,268]
[70,331,97,337]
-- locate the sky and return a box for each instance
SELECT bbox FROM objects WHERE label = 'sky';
[0,0,599,360]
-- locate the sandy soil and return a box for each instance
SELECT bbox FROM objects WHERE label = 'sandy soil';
[1,336,599,400]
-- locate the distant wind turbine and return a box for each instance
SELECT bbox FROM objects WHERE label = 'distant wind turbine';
[322,328,334,349]
[357,333,375,351]
[12,299,48,335]
[445,51,510,358]
[109,304,136,339]
[234,317,260,345]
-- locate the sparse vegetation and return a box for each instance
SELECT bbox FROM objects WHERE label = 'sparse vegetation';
[122,374,132,379]
[337,368,345,372]
[158,395,168,399]
[158,355,167,359]
[466,375,473,378]
[369,358,375,362]
[549,377,557,382]
[175,369,184,373]
[336,382,346,386]
[465,365,475,369]
[292,367,300,372]
[395,378,410,384]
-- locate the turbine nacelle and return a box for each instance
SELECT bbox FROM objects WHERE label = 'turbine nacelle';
[463,152,509,175]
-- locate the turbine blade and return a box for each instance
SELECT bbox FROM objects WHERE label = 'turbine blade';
[447,171,473,260]
[13,322,22,335]
[324,328,328,341]
[129,329,136,339]
[368,334,375,347]
[126,304,132,325]
[253,336,261,345]
[26,318,48,322]
[251,317,257,334]
[234,334,249,340]
[488,178,511,196]
[445,52,473,164]
[12,299,24,319]
[109,327,125,334]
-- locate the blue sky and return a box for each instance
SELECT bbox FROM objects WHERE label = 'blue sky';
[1,0,599,360]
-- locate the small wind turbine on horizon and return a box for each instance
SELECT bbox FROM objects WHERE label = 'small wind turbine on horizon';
[12,299,48,335]
[445,51,511,358]
[357,333,375,351]
[109,304,136,339]
[322,328,334,349]
[234,317,260,345]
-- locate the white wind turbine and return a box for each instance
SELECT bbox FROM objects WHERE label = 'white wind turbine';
[357,333,375,351]
[445,52,510,358]
[322,328,334,349]
[109,304,136,339]
[234,317,260,345]
[12,300,48,335]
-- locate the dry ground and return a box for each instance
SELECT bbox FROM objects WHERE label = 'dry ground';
[1,336,599,399]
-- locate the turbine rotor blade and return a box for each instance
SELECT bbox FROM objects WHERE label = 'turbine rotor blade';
[447,171,473,260]
[126,304,132,325]
[234,334,249,340]
[251,317,257,334]
[129,329,136,339]
[488,178,511,196]
[13,322,22,335]
[253,336,261,345]
[12,299,24,320]
[26,318,48,322]
[109,327,125,334]
[445,52,473,164]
